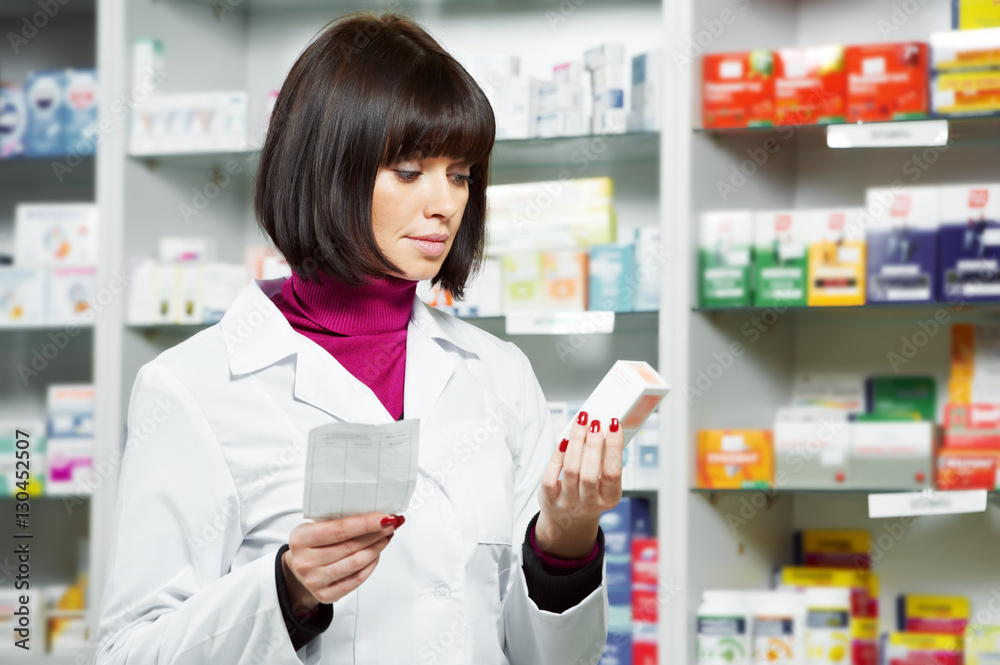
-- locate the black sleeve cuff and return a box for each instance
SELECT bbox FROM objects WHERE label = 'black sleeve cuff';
[275,543,333,651]
[521,511,605,614]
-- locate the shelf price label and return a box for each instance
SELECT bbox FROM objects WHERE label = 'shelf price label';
[826,120,949,149]
[867,489,986,518]
[504,311,615,335]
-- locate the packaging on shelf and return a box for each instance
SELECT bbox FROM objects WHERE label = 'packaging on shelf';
[47,265,96,325]
[794,529,871,569]
[849,421,936,489]
[865,376,937,421]
[160,236,217,263]
[697,591,752,665]
[953,0,1000,29]
[542,249,588,311]
[845,43,929,122]
[773,408,852,489]
[629,50,662,132]
[46,384,94,496]
[588,243,635,312]
[600,496,651,635]
[0,420,45,496]
[944,403,1000,449]
[753,210,808,307]
[774,46,846,125]
[702,51,775,129]
[62,68,98,156]
[244,245,291,282]
[932,69,1000,116]
[125,257,157,325]
[633,227,661,312]
[884,633,963,665]
[448,256,502,317]
[488,76,543,140]
[750,592,805,665]
[130,91,250,155]
[132,38,165,93]
[591,65,627,93]
[966,625,1000,665]
[865,186,939,303]
[793,373,866,413]
[125,258,245,325]
[806,208,866,307]
[486,177,615,255]
[939,184,1000,302]
[699,210,753,308]
[25,69,66,157]
[897,594,970,635]
[15,202,99,266]
[553,60,584,83]
[937,448,1000,489]
[931,27,1000,71]
[631,538,658,665]
[696,429,773,489]
[1,84,28,158]
[501,252,544,312]
[0,267,46,326]
[629,410,660,490]
[536,110,586,137]
[950,323,1000,404]
[584,43,625,70]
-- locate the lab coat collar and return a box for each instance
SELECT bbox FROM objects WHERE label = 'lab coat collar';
[220,277,479,426]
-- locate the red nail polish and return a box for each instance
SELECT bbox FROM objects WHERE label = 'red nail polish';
[577,411,588,426]
[559,438,569,453]
[610,418,620,433]
[395,515,406,528]
[590,420,600,433]
[381,516,398,527]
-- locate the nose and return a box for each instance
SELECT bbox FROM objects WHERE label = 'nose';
[422,170,461,221]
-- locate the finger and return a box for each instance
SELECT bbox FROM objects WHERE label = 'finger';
[316,552,382,604]
[540,436,568,501]
[561,410,590,500]
[310,528,396,567]
[316,536,391,591]
[300,512,400,548]
[600,416,625,502]
[579,419,604,505]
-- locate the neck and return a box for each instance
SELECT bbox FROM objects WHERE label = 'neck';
[282,270,418,335]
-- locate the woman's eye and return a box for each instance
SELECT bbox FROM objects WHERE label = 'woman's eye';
[450,174,472,186]
[394,170,420,182]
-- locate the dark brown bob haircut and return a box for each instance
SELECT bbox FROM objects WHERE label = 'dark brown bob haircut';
[254,12,496,299]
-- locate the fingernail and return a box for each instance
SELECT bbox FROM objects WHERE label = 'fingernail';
[590,419,601,433]
[395,515,406,528]
[577,411,588,426]
[381,515,398,527]
[610,418,620,433]
[559,438,569,453]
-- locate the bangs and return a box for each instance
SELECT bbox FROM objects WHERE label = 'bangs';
[380,57,495,169]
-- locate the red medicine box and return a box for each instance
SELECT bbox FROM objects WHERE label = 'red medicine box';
[774,45,846,125]
[702,51,774,129]
[944,403,1000,450]
[846,42,929,122]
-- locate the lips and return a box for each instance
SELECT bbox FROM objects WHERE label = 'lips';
[408,234,448,242]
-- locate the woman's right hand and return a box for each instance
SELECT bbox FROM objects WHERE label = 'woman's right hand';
[282,512,404,614]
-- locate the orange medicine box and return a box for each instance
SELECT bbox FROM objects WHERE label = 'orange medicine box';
[702,51,774,129]
[774,46,846,125]
[938,448,1000,490]
[697,429,773,489]
[846,43,929,122]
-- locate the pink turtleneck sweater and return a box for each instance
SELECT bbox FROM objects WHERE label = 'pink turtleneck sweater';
[269,269,598,570]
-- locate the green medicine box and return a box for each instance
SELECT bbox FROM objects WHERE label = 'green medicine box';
[753,210,808,307]
[699,210,752,308]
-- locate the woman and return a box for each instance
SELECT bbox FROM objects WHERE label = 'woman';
[95,12,624,665]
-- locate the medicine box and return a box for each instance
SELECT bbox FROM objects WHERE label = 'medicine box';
[542,250,587,311]
[966,625,1000,665]
[774,408,851,489]
[589,244,634,312]
[15,202,98,266]
[47,266,96,325]
[932,70,1000,116]
[931,28,1000,71]
[866,376,937,421]
[937,448,1000,489]
[1,84,27,158]
[794,529,871,569]
[944,403,1000,449]
[0,420,45,496]
[600,496,652,606]
[953,0,1000,29]
[62,68,98,156]
[884,633,963,665]
[849,421,936,489]
[555,360,669,450]
[845,43,929,122]
[865,186,939,303]
[774,46,846,125]
[939,184,1000,302]
[501,252,544,312]
[46,384,95,496]
[897,595,970,635]
[753,210,808,307]
[25,69,65,157]
[455,256,501,317]
[633,227,661,312]
[629,411,660,490]
[0,267,46,326]
[701,51,775,128]
[585,43,625,70]
[696,429,773,489]
[699,210,752,308]
[807,208,866,306]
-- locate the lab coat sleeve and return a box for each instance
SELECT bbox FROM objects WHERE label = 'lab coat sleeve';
[500,343,610,665]
[94,361,306,664]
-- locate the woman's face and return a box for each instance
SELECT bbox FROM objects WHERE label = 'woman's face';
[371,154,472,282]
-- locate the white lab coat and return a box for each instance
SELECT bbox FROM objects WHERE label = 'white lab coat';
[95,276,609,665]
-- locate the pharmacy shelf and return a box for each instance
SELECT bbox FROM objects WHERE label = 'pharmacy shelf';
[126,131,660,172]
[0,324,94,332]
[693,115,1000,149]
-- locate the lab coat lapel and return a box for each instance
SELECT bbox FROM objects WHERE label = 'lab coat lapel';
[403,311,458,436]
[291,338,395,426]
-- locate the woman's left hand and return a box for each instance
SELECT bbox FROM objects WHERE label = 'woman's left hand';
[534,411,624,559]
